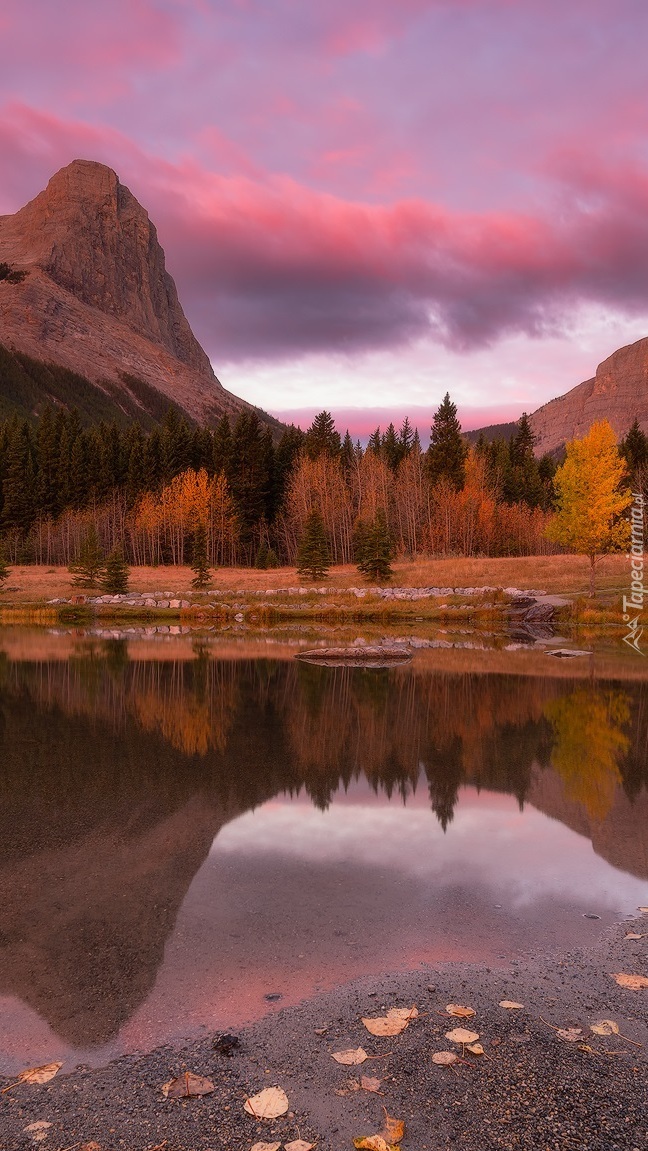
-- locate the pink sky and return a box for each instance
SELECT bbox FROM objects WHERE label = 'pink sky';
[2,1,648,431]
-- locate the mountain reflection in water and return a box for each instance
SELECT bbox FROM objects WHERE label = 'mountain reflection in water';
[0,642,647,1071]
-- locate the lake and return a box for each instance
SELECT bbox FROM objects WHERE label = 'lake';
[1,630,647,1074]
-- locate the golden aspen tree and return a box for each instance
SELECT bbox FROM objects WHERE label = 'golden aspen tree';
[546,420,632,596]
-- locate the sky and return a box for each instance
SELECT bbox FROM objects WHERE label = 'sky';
[2,0,648,436]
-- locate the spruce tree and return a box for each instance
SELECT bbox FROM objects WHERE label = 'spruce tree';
[191,524,212,588]
[356,508,394,583]
[0,546,10,588]
[69,525,105,588]
[304,411,341,460]
[101,545,130,594]
[297,509,330,580]
[620,418,648,477]
[255,540,269,569]
[426,393,467,490]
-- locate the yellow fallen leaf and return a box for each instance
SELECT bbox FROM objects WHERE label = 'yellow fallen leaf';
[446,1004,475,1018]
[361,1006,417,1037]
[285,1142,315,1151]
[638,907,648,913]
[557,1028,582,1042]
[445,1027,479,1044]
[18,1062,63,1085]
[244,1086,289,1119]
[499,1001,524,1010]
[161,1072,214,1099]
[466,1042,485,1055]
[382,1112,405,1144]
[432,1051,458,1065]
[353,1138,391,1151]
[331,1047,368,1065]
[251,1144,281,1151]
[611,972,648,990]
[625,933,645,940]
[387,1006,419,1021]
[591,1020,620,1036]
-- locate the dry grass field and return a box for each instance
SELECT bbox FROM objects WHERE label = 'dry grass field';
[0,553,632,603]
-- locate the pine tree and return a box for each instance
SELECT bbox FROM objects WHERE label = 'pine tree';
[426,393,467,490]
[0,545,10,587]
[620,418,648,478]
[101,545,130,594]
[356,508,394,582]
[69,524,105,588]
[213,414,233,475]
[382,423,400,470]
[255,540,269,569]
[297,509,330,580]
[304,411,341,460]
[190,523,212,588]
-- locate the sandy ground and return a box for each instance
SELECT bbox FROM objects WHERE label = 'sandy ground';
[1,915,647,1150]
[0,554,632,603]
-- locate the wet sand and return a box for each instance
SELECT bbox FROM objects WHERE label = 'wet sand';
[1,915,647,1150]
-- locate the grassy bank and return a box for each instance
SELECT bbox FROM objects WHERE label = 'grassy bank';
[0,553,632,603]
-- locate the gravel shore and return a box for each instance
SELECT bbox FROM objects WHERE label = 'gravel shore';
[1,917,647,1151]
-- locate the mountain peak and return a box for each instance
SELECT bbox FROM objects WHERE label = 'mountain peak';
[0,160,258,425]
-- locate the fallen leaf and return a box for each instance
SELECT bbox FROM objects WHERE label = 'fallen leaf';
[625,933,645,940]
[445,1027,480,1044]
[591,1020,620,1037]
[285,1142,315,1151]
[314,1027,328,1035]
[387,1006,419,1021]
[361,1006,417,1036]
[244,1086,289,1119]
[360,1075,382,1093]
[18,1063,63,1085]
[638,907,648,913]
[611,972,648,990]
[466,1042,485,1055]
[432,1051,458,1065]
[578,1044,596,1053]
[446,1004,475,1018]
[331,1047,368,1065]
[161,1072,214,1099]
[23,1122,52,1143]
[382,1112,405,1145]
[251,1143,281,1151]
[353,1139,390,1151]
[499,1001,524,1010]
[557,1028,582,1042]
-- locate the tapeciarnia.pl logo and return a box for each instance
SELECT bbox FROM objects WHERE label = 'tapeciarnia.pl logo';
[623,492,645,655]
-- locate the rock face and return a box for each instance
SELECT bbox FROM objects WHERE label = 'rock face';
[0,159,251,424]
[530,336,648,455]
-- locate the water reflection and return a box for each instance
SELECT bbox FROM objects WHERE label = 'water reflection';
[0,642,647,1070]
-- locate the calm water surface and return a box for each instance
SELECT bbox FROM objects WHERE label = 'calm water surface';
[1,634,647,1073]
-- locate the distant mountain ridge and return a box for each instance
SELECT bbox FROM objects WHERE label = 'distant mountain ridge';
[529,336,648,454]
[470,337,648,455]
[0,159,267,427]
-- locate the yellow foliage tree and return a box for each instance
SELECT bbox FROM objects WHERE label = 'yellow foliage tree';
[545,689,630,822]
[546,420,632,596]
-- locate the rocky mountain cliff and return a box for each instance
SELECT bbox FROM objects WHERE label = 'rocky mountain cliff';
[0,159,254,426]
[529,336,648,455]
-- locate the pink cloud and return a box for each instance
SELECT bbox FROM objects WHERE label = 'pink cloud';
[3,101,648,368]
